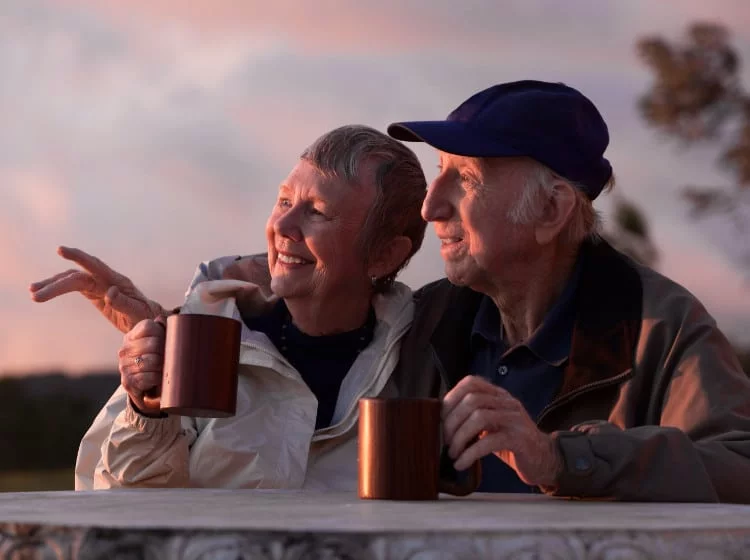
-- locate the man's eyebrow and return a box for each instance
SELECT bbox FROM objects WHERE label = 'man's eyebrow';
[449,158,481,173]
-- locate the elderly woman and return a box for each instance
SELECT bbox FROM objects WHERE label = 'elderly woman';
[32,125,427,490]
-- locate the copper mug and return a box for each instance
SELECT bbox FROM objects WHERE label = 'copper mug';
[358,397,482,500]
[161,314,242,418]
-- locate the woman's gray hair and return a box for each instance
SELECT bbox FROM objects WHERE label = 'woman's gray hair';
[300,125,427,292]
[507,159,614,245]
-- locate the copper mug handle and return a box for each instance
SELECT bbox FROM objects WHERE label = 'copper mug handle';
[438,444,482,496]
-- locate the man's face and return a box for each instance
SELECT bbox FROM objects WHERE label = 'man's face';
[265,159,376,305]
[421,153,536,291]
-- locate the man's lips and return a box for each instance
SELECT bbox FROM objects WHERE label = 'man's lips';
[438,235,464,245]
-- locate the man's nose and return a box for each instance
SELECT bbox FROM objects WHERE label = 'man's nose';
[421,174,453,222]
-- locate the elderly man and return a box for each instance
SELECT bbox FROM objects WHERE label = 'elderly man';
[386,80,750,502]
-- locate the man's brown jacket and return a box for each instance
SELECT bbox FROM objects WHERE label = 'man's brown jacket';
[392,240,750,502]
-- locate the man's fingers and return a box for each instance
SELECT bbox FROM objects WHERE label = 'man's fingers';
[222,254,271,287]
[29,271,95,302]
[443,392,506,443]
[447,407,498,460]
[58,246,118,283]
[442,375,506,418]
[235,286,278,316]
[201,281,260,303]
[454,433,504,472]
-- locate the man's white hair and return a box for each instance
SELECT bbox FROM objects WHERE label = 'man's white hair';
[507,160,613,245]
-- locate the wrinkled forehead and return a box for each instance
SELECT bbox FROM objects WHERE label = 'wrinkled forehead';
[282,159,376,204]
[438,151,534,177]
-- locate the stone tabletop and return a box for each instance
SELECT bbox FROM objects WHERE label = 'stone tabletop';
[2,489,750,532]
[2,490,750,559]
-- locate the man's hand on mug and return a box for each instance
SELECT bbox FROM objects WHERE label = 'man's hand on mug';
[442,375,562,488]
[29,246,165,334]
[118,319,167,416]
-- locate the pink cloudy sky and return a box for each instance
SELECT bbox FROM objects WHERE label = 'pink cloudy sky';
[3,0,750,375]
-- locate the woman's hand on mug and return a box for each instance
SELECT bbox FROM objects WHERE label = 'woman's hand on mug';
[118,319,167,416]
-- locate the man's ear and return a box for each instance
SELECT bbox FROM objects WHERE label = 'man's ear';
[367,236,413,280]
[534,182,577,246]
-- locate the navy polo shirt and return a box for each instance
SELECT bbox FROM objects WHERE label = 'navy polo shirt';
[468,258,581,493]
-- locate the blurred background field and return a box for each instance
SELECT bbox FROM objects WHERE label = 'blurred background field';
[0,469,75,492]
[0,373,118,491]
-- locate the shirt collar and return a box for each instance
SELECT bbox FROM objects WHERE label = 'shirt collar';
[470,253,583,366]
[470,294,504,350]
[526,255,582,366]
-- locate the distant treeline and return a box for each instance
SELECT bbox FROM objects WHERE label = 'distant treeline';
[2,349,750,472]
[0,372,119,471]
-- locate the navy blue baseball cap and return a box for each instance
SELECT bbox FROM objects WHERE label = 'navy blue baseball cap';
[387,80,612,200]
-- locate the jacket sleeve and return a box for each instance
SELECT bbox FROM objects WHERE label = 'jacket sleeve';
[75,386,197,489]
[547,300,750,503]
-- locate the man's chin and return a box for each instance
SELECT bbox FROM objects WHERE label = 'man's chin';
[444,264,473,288]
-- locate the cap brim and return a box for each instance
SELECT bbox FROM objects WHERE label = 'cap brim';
[387,121,525,158]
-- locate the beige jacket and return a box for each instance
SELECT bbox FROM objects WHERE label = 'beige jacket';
[75,257,414,490]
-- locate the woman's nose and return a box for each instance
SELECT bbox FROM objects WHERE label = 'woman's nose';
[273,206,303,242]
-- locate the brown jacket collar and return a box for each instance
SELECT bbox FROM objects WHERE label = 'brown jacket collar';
[418,240,642,398]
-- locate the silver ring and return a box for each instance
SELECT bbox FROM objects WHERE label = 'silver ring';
[134,356,144,368]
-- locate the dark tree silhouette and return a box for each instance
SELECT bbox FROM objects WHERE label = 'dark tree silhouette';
[603,195,659,267]
[637,22,750,269]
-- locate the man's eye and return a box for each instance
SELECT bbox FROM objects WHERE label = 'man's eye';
[278,198,292,208]
[310,207,326,217]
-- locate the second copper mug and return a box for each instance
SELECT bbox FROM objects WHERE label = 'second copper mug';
[358,397,481,500]
[161,313,242,418]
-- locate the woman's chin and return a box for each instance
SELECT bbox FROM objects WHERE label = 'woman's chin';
[269,278,307,300]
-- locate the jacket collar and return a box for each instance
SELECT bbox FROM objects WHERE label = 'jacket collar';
[559,240,642,396]
[428,240,642,396]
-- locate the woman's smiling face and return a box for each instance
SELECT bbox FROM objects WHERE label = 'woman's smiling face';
[266,159,376,305]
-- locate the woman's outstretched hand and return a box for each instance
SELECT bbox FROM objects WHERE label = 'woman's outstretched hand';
[29,246,166,334]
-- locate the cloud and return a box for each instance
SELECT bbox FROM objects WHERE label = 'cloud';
[8,171,71,228]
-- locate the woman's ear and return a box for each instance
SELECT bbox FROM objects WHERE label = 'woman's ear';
[534,181,577,245]
[367,236,413,280]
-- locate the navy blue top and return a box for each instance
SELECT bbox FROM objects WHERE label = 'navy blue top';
[468,258,581,493]
[243,300,376,430]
